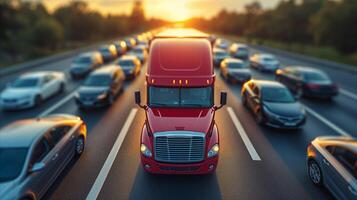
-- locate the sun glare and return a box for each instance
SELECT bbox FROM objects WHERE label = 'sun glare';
[168,1,190,22]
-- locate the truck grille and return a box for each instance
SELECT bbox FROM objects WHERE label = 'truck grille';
[154,131,205,163]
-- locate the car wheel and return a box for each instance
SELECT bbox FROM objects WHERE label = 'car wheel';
[308,159,323,186]
[34,95,42,106]
[255,109,264,125]
[75,136,85,156]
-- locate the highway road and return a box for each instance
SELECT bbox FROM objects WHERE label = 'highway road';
[0,38,356,200]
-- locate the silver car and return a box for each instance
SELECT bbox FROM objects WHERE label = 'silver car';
[307,136,357,200]
[0,114,87,200]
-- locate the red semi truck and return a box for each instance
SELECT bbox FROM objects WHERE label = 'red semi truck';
[134,29,226,174]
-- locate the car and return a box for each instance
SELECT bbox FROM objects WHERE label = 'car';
[250,53,281,72]
[128,45,148,63]
[276,66,339,99]
[113,40,127,56]
[307,136,356,200]
[75,65,125,108]
[214,38,230,50]
[137,40,149,50]
[241,80,306,129]
[98,44,118,62]
[213,48,230,67]
[229,43,249,60]
[116,55,141,79]
[0,114,87,200]
[0,71,66,110]
[220,58,251,83]
[69,51,103,79]
[124,38,136,50]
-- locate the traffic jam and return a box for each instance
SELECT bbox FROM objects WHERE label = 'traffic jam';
[0,28,356,200]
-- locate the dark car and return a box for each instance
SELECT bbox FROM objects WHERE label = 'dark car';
[276,66,338,99]
[250,53,281,72]
[116,55,141,79]
[213,48,230,67]
[114,40,127,56]
[220,58,251,83]
[69,52,103,79]
[307,136,356,200]
[124,38,136,50]
[241,80,306,129]
[98,44,118,62]
[0,114,86,200]
[229,43,249,60]
[75,65,125,108]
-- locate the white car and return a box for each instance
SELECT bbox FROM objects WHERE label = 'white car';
[250,53,282,72]
[0,71,66,110]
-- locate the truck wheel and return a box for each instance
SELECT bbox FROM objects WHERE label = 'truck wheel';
[308,159,323,186]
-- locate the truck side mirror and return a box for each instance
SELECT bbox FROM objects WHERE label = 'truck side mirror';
[215,91,227,110]
[134,91,146,109]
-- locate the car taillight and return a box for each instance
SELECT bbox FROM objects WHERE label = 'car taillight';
[305,83,320,89]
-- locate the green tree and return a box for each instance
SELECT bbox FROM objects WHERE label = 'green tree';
[31,18,64,50]
[129,0,145,31]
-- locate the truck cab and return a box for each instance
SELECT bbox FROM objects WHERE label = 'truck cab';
[134,30,226,174]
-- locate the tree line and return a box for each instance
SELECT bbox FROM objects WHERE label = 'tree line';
[0,0,164,65]
[187,0,357,55]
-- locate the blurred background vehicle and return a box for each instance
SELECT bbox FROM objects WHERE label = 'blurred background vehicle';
[307,136,357,200]
[213,48,230,67]
[276,66,339,99]
[75,66,125,108]
[69,51,103,79]
[128,45,148,63]
[98,44,118,62]
[250,53,281,72]
[214,38,230,50]
[116,55,142,80]
[114,41,128,56]
[0,71,66,110]
[220,58,251,83]
[0,114,86,200]
[124,38,137,50]
[241,80,306,129]
[229,43,249,60]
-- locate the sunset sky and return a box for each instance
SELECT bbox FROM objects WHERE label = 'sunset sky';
[40,0,280,21]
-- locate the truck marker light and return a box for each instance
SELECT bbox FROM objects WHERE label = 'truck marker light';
[151,79,155,84]
[185,80,188,85]
[172,80,176,84]
[179,80,182,85]
[207,79,210,84]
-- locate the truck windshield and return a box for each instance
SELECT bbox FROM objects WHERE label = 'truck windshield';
[149,86,213,108]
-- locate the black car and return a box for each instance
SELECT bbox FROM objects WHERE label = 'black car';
[276,66,338,99]
[75,66,125,108]
[241,80,306,129]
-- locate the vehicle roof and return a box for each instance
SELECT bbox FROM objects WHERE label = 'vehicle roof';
[315,136,357,153]
[20,71,53,79]
[119,55,138,60]
[91,65,118,75]
[288,66,325,74]
[213,48,227,53]
[154,28,209,39]
[0,115,79,148]
[147,38,214,87]
[252,80,285,89]
[224,58,244,64]
[256,53,275,58]
[78,51,99,57]
[133,45,146,50]
[232,43,248,48]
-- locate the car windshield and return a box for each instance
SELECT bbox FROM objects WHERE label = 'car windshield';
[0,148,28,182]
[261,87,295,103]
[118,60,134,67]
[83,75,111,87]
[74,56,91,64]
[263,57,276,62]
[149,86,213,108]
[303,72,330,82]
[228,62,245,69]
[11,78,39,88]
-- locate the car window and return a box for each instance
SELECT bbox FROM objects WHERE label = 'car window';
[30,137,51,165]
[43,74,54,84]
[48,126,72,146]
[330,146,357,178]
[253,86,260,96]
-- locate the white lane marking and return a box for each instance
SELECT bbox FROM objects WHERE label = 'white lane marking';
[86,108,138,200]
[37,90,78,117]
[304,106,351,137]
[340,88,357,101]
[227,107,261,161]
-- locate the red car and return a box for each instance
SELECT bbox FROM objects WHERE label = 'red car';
[134,29,227,174]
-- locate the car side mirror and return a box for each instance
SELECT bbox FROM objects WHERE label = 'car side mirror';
[215,91,227,110]
[134,91,146,109]
[30,162,46,173]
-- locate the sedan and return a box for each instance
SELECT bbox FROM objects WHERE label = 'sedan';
[276,66,338,99]
[229,43,249,60]
[98,44,118,62]
[241,80,306,129]
[214,38,230,50]
[128,45,148,63]
[307,136,356,200]
[116,55,141,79]
[250,53,281,72]
[0,71,66,110]
[75,65,125,108]
[220,58,251,83]
[213,48,230,67]
[114,40,127,56]
[69,51,103,79]
[0,114,86,200]
[124,38,137,50]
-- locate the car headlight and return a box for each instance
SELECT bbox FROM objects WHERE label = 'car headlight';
[140,144,152,157]
[97,92,107,100]
[207,144,219,158]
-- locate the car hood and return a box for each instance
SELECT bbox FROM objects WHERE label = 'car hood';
[146,108,214,134]
[78,86,108,95]
[1,88,38,99]
[0,180,17,198]
[263,101,304,117]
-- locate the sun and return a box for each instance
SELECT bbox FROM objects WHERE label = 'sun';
[169,1,190,22]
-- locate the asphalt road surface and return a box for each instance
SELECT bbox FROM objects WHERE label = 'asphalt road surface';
[0,39,356,200]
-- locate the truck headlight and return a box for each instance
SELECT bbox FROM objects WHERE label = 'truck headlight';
[140,144,152,157]
[207,144,219,158]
